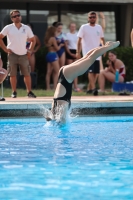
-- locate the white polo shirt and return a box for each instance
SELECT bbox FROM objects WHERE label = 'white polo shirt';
[77,23,104,59]
[1,23,34,55]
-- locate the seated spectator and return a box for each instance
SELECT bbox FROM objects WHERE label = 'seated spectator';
[98,51,125,93]
[27,24,41,72]
[44,26,64,90]
[0,55,8,101]
[0,55,8,84]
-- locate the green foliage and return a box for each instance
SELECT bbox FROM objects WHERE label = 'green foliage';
[2,88,119,97]
[3,88,54,97]
[1,46,133,89]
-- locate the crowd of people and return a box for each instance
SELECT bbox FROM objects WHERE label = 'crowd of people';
[44,11,126,95]
[0,9,127,100]
[44,21,80,92]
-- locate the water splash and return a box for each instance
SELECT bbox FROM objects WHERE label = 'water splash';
[38,104,53,120]
[38,104,79,128]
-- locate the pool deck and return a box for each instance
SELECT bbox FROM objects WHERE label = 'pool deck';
[0,95,133,108]
[0,95,133,117]
[0,95,133,122]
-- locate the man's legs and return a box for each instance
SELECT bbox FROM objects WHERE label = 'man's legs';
[19,55,36,98]
[10,74,32,95]
[24,75,36,98]
[87,73,98,95]
[8,54,18,98]
[24,75,31,93]
[88,73,97,90]
[86,60,99,95]
[10,76,17,93]
[10,74,33,97]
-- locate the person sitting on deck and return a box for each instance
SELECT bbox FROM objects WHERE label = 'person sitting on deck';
[0,55,8,101]
[98,51,125,94]
[0,55,8,84]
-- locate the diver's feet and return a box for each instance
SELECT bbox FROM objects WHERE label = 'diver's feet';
[105,41,120,49]
[45,117,52,121]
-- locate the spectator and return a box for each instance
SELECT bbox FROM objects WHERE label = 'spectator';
[0,55,7,101]
[27,24,41,72]
[55,22,67,68]
[98,51,125,94]
[0,54,8,84]
[44,26,64,90]
[52,22,58,27]
[77,11,105,95]
[66,22,81,92]
[0,10,36,98]
[87,12,106,92]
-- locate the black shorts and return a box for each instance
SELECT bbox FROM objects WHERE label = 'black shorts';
[86,60,100,74]
[66,49,76,59]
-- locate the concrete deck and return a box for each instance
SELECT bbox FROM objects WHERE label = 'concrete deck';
[0,95,133,102]
[0,95,133,117]
[0,95,133,105]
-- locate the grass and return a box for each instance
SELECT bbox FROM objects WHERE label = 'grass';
[1,88,54,97]
[0,87,120,97]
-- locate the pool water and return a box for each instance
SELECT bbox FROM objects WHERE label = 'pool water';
[0,116,133,200]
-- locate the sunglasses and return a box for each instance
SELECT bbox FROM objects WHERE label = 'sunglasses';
[11,14,21,19]
[89,16,96,19]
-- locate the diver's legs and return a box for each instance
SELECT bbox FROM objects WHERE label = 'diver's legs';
[64,41,120,82]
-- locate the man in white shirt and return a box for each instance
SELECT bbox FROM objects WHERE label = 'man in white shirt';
[0,10,36,98]
[76,11,105,95]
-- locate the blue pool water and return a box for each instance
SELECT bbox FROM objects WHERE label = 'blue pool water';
[0,116,133,200]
